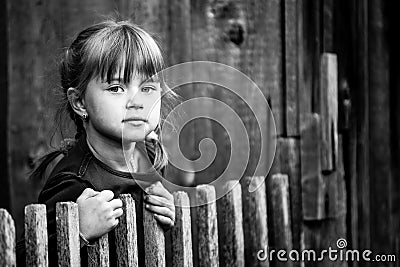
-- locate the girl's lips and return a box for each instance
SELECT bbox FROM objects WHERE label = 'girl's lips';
[125,120,146,126]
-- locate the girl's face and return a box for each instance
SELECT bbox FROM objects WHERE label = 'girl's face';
[83,73,161,143]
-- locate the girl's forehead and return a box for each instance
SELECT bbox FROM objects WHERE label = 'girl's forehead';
[96,71,161,84]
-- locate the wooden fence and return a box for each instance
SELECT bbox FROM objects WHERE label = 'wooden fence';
[0,176,300,267]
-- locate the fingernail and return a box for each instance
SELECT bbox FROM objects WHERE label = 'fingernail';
[145,204,149,208]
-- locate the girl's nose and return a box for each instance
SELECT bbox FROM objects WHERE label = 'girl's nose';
[126,97,143,109]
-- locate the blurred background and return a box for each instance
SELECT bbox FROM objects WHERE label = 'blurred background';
[1,0,400,266]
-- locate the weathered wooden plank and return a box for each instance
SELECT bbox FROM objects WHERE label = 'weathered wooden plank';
[278,139,302,252]
[322,0,334,52]
[319,53,338,172]
[114,194,138,267]
[87,234,109,267]
[265,0,284,136]
[352,0,370,257]
[241,176,269,267]
[239,0,273,176]
[56,202,80,267]
[300,114,325,220]
[25,204,48,267]
[196,185,219,267]
[164,0,196,187]
[189,0,217,183]
[284,0,299,137]
[143,202,165,267]
[267,174,293,267]
[0,209,16,266]
[172,191,193,267]
[368,0,393,257]
[208,0,244,182]
[218,181,244,267]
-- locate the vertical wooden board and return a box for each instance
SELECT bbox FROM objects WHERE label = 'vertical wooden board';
[368,0,393,256]
[353,0,370,255]
[322,0,334,52]
[284,0,299,137]
[143,206,165,267]
[300,114,325,220]
[319,53,338,172]
[87,234,110,267]
[207,0,244,183]
[163,0,196,187]
[0,209,16,267]
[7,0,65,239]
[114,194,138,267]
[265,0,284,136]
[217,181,244,267]
[56,202,80,267]
[172,191,193,267]
[239,0,272,176]
[267,174,293,267]
[190,0,216,182]
[196,185,219,267]
[25,204,48,267]
[241,177,269,267]
[278,139,302,252]
[298,0,316,119]
[310,0,321,115]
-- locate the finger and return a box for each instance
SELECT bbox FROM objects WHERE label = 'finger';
[144,194,174,210]
[145,204,174,221]
[154,214,174,228]
[97,190,114,201]
[77,188,99,201]
[109,198,123,209]
[145,182,173,201]
[111,218,119,228]
[112,208,123,218]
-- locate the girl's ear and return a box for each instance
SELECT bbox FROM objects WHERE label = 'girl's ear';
[67,87,87,117]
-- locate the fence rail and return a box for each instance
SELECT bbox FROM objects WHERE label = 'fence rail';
[0,176,297,267]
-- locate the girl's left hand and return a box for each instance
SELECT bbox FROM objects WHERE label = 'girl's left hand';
[144,181,175,231]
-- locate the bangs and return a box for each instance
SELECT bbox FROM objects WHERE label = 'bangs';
[82,23,164,85]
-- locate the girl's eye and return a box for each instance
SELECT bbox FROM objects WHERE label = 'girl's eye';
[107,85,125,93]
[141,86,155,93]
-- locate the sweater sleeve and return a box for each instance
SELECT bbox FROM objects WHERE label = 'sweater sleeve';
[16,173,91,267]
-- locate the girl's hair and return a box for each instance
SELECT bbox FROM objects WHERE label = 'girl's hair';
[32,19,178,180]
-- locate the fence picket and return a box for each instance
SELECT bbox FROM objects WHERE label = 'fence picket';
[319,53,338,172]
[56,202,80,267]
[144,200,165,267]
[0,209,16,267]
[172,191,193,267]
[267,174,293,266]
[300,113,325,220]
[196,185,219,267]
[241,176,269,267]
[114,194,138,267]
[87,234,109,267]
[218,181,244,267]
[25,204,48,267]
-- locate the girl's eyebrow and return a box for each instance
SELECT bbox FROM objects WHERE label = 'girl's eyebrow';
[106,76,160,84]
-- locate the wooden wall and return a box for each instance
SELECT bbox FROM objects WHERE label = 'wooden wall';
[2,0,400,266]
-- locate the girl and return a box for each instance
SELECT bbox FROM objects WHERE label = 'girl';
[17,20,177,266]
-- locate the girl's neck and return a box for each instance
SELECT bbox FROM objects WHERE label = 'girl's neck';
[85,133,134,173]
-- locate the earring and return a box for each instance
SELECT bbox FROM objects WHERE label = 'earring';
[82,113,88,121]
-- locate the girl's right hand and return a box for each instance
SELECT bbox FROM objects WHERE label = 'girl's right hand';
[76,188,123,241]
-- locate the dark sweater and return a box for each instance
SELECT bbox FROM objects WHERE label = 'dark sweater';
[17,135,166,266]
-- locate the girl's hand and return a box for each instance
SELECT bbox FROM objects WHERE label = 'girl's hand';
[144,181,175,231]
[76,188,123,241]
